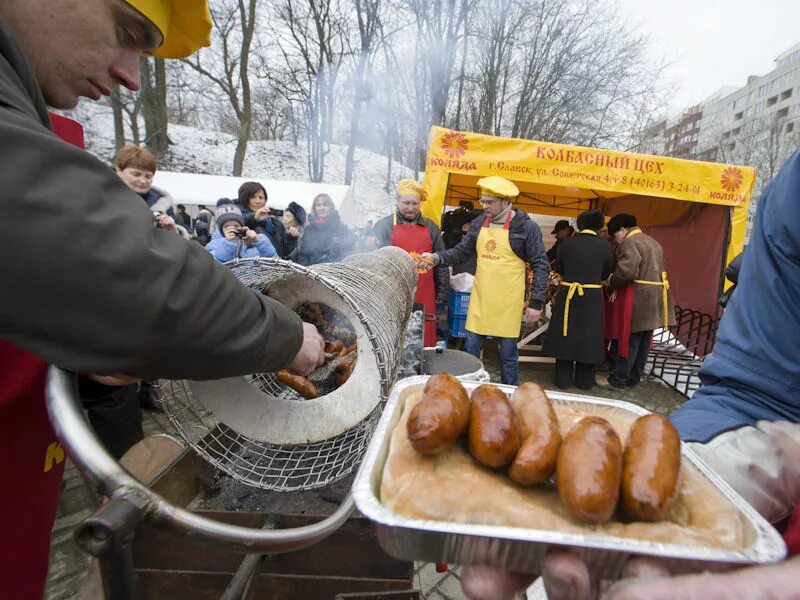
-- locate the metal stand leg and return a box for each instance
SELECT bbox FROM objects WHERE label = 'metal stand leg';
[75,493,148,600]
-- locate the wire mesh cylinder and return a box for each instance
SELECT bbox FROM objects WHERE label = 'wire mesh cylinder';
[159,247,417,491]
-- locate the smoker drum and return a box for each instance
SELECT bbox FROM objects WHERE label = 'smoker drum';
[159,247,417,491]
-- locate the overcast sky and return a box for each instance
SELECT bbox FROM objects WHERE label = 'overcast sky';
[616,0,800,113]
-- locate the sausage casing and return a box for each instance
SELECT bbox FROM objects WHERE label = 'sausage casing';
[467,385,520,468]
[508,382,562,485]
[621,414,682,521]
[407,393,465,455]
[406,374,470,455]
[276,370,319,399]
[556,416,622,524]
[423,373,470,431]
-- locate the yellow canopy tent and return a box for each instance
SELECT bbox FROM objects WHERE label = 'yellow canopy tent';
[420,126,756,357]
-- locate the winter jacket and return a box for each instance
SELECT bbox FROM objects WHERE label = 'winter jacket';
[206,229,277,262]
[436,209,550,308]
[543,233,613,363]
[373,211,450,304]
[609,228,676,333]
[296,212,356,265]
[0,20,303,380]
[194,211,212,245]
[671,150,800,443]
[240,207,290,258]
[140,186,174,216]
[284,226,303,259]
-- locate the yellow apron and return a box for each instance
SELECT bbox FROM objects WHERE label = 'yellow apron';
[627,229,671,329]
[465,212,526,338]
[557,230,602,336]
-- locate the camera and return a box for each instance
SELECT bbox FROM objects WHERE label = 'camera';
[152,211,162,220]
[234,227,248,238]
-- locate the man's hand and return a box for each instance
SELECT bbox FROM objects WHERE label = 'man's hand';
[287,226,300,238]
[87,373,140,386]
[243,227,259,246]
[525,307,542,325]
[419,252,438,271]
[254,207,271,221]
[286,322,325,375]
[157,214,176,231]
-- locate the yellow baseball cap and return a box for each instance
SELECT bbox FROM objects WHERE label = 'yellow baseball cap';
[477,176,519,199]
[396,179,426,201]
[126,0,212,59]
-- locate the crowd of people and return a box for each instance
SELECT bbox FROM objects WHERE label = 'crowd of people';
[1,0,797,598]
[112,144,360,267]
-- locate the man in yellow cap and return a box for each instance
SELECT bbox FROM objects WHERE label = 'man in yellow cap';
[372,179,449,346]
[0,2,324,596]
[422,176,550,384]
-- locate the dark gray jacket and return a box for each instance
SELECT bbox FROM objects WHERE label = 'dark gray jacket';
[436,210,549,309]
[0,20,302,380]
[373,211,449,304]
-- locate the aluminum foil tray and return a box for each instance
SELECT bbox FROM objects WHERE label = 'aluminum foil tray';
[353,376,786,578]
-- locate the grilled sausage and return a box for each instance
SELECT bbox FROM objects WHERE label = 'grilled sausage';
[621,414,682,521]
[406,374,469,455]
[324,339,344,355]
[468,385,520,468]
[423,373,470,430]
[556,416,622,524]
[335,358,356,387]
[276,370,319,399]
[508,382,562,485]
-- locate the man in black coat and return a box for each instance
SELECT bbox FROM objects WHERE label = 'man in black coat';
[543,210,613,389]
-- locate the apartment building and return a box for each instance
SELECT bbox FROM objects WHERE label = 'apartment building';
[638,41,800,234]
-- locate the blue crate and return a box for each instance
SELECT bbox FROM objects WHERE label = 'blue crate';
[448,312,467,338]
[449,290,471,316]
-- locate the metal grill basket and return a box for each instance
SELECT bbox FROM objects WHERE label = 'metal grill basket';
[159,247,416,491]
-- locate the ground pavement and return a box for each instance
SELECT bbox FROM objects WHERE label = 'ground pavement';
[46,354,686,600]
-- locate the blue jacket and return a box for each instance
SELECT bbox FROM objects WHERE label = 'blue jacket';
[206,228,277,262]
[671,150,800,442]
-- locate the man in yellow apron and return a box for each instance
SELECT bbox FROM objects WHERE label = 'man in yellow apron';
[422,176,550,384]
[605,213,676,388]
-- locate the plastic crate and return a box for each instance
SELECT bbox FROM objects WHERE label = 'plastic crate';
[448,312,467,338]
[449,290,471,316]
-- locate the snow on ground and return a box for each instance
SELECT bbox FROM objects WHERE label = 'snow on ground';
[62,100,414,227]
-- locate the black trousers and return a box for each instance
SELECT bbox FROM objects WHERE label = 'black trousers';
[609,330,653,387]
[80,379,144,459]
[555,359,596,390]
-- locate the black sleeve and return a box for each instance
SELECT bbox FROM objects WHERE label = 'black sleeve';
[437,218,479,266]
[0,105,303,381]
[524,221,550,308]
[429,221,450,304]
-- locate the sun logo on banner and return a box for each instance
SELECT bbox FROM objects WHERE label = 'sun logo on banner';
[441,131,469,159]
[485,239,497,253]
[720,167,744,193]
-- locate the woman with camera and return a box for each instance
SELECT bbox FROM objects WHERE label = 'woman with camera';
[206,199,277,263]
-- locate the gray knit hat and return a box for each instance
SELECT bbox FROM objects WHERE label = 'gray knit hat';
[215,198,244,231]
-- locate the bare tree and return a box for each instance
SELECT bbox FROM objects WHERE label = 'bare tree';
[140,57,170,157]
[271,0,350,182]
[183,0,258,175]
[407,0,473,170]
[344,0,383,185]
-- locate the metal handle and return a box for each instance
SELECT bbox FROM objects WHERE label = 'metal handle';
[46,366,354,553]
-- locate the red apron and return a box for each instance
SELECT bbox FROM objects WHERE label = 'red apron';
[603,284,634,358]
[390,214,438,346]
[0,113,83,597]
[0,340,66,599]
[784,503,800,556]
